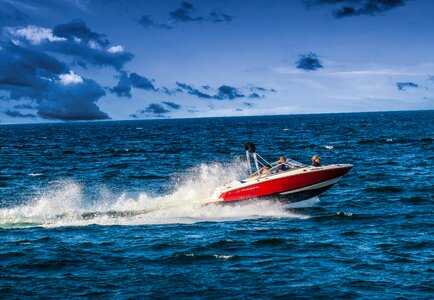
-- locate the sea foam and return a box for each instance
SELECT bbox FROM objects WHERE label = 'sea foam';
[0,160,308,228]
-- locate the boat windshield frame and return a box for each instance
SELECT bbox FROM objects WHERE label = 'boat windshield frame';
[246,157,306,180]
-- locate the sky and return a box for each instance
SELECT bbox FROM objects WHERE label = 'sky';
[0,0,433,123]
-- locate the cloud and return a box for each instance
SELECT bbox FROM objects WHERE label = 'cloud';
[209,11,233,23]
[53,19,109,47]
[244,102,254,108]
[428,75,434,82]
[7,21,134,70]
[162,101,181,109]
[170,2,205,23]
[249,92,262,98]
[138,15,172,29]
[110,72,156,97]
[216,85,244,100]
[176,82,246,100]
[6,25,66,44]
[129,73,156,90]
[130,101,181,118]
[107,45,124,53]
[396,82,418,91]
[144,103,170,114]
[160,86,183,95]
[176,82,214,99]
[38,78,108,120]
[4,109,36,118]
[308,0,406,18]
[0,41,67,100]
[249,86,277,93]
[139,3,233,30]
[110,72,131,97]
[0,42,109,121]
[296,52,323,71]
[59,70,83,85]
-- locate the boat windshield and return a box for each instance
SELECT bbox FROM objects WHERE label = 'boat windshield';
[246,158,306,179]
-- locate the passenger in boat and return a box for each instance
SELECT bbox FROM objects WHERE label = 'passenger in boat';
[260,164,272,175]
[277,156,289,172]
[311,155,321,167]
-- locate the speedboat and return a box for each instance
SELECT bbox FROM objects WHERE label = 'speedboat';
[211,142,352,204]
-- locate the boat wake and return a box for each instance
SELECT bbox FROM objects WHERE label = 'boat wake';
[0,161,309,228]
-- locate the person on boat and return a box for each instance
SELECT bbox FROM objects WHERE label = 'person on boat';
[277,156,289,172]
[260,164,272,175]
[311,155,321,167]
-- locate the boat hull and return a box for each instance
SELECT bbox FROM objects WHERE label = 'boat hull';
[215,165,352,204]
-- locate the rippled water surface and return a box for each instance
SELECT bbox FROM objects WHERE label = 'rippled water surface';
[0,111,433,298]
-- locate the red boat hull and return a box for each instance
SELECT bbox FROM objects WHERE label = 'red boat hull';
[218,165,352,203]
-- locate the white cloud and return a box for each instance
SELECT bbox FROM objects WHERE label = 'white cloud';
[107,45,124,53]
[88,40,100,49]
[7,25,66,44]
[59,71,83,85]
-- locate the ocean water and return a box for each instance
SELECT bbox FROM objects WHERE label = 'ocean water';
[0,111,433,298]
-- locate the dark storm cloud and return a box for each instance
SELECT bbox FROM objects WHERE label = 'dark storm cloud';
[0,42,109,121]
[249,92,262,99]
[216,85,244,100]
[129,73,156,90]
[138,15,172,29]
[53,19,109,47]
[162,101,181,109]
[0,42,67,100]
[139,2,233,29]
[4,109,36,118]
[246,86,276,98]
[249,86,276,93]
[176,82,214,99]
[307,0,406,18]
[130,101,181,118]
[110,72,131,98]
[396,82,418,91]
[38,78,108,120]
[176,82,246,100]
[160,86,183,95]
[170,2,205,23]
[296,52,323,71]
[110,72,156,97]
[144,103,170,114]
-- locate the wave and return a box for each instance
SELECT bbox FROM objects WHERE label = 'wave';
[0,160,307,228]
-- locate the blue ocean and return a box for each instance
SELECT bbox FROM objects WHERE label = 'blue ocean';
[0,111,433,298]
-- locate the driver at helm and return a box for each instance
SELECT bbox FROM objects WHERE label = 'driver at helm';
[277,156,289,172]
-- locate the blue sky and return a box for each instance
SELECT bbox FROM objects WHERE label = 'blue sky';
[0,0,433,123]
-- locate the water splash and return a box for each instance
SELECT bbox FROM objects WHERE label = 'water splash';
[0,160,308,228]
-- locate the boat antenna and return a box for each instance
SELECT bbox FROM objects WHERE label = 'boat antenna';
[244,142,260,174]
